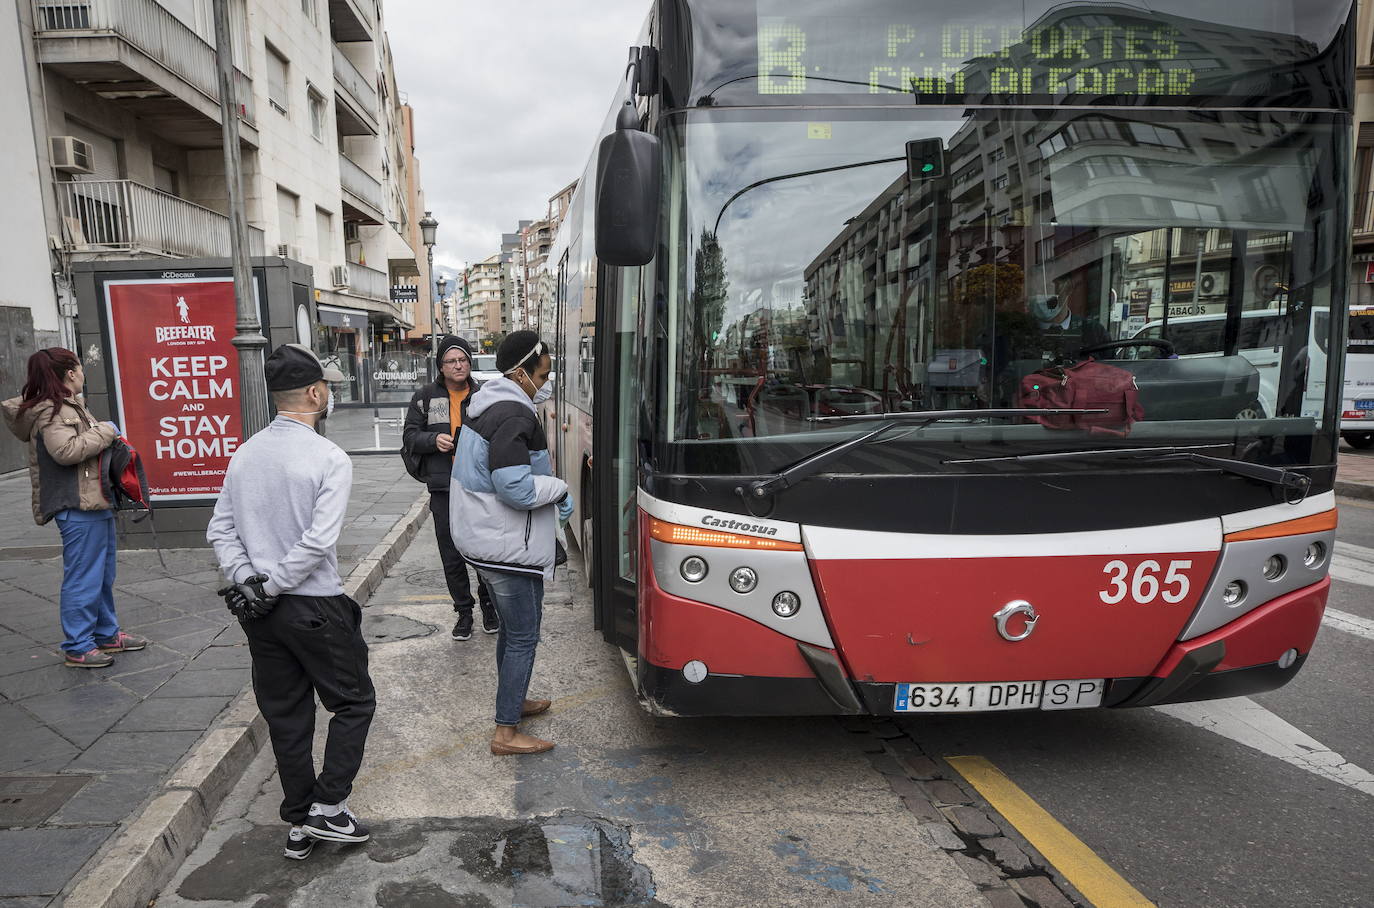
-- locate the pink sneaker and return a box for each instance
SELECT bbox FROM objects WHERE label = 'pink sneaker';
[65,649,114,668]
[96,632,148,653]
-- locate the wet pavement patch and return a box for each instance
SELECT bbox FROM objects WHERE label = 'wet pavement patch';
[771,831,889,894]
[363,614,436,644]
[175,815,660,907]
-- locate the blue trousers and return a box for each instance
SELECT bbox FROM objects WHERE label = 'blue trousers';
[476,569,544,726]
[54,509,120,655]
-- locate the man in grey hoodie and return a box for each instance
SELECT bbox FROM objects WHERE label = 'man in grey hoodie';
[451,331,572,755]
[207,344,374,861]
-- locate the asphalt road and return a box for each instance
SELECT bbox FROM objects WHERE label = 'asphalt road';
[902,496,1374,908]
[151,502,1372,907]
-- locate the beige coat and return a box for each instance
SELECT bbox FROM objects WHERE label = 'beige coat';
[2,395,117,524]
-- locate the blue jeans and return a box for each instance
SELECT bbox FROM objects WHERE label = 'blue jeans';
[476,569,544,726]
[54,509,120,654]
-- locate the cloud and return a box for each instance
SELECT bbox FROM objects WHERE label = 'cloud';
[384,0,649,267]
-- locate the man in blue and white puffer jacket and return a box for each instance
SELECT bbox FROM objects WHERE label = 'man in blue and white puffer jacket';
[450,331,573,755]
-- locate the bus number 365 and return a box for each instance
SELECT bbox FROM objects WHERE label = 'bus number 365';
[1099,560,1193,605]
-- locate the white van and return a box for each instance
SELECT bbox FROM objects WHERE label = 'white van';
[1130,307,1329,421]
[1341,307,1374,448]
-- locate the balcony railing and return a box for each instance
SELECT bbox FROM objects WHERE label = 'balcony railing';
[332,45,379,124]
[346,263,389,302]
[339,153,384,219]
[54,179,266,258]
[1356,191,1374,236]
[34,0,255,124]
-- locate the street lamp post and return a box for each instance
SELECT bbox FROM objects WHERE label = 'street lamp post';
[436,276,449,336]
[420,211,438,381]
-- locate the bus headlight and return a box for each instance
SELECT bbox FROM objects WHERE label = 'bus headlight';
[680,556,708,583]
[1262,555,1286,582]
[728,567,758,594]
[771,591,802,618]
[1303,542,1326,568]
[1222,580,1247,606]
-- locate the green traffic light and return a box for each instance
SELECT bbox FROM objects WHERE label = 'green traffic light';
[922,163,935,173]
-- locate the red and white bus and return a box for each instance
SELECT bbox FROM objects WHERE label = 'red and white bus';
[538,0,1353,716]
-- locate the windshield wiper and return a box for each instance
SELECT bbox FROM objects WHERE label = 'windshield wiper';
[945,445,1313,499]
[743,409,1106,499]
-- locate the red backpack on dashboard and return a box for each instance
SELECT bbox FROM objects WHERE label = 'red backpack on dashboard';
[1019,359,1145,436]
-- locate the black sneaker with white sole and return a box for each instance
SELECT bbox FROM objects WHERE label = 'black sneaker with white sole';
[481,609,500,635]
[302,804,370,843]
[284,828,314,860]
[451,612,473,641]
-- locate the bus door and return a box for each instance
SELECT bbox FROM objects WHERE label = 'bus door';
[591,262,644,649]
[551,253,569,479]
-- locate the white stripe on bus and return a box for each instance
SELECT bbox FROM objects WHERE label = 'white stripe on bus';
[803,519,1220,560]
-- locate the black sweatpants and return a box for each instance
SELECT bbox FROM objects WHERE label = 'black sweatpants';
[429,491,493,615]
[242,593,375,825]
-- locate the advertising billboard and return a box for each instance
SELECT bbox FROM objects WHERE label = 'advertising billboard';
[103,273,260,503]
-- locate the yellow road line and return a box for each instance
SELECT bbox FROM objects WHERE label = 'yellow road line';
[946,755,1155,908]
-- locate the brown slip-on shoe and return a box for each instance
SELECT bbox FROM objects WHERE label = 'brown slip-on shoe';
[520,699,551,717]
[490,736,555,755]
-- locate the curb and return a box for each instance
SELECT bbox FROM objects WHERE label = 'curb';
[61,490,431,908]
[1335,479,1374,503]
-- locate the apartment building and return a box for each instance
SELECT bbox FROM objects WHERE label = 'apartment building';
[524,179,575,332]
[7,0,430,405]
[462,253,504,348]
[1354,0,1374,303]
[501,227,525,332]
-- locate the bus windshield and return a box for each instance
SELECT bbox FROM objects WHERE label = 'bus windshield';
[659,106,1346,472]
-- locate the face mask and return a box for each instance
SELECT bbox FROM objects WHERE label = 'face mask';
[280,388,334,418]
[531,381,553,406]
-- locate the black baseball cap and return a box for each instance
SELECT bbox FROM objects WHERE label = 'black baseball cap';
[265,343,346,391]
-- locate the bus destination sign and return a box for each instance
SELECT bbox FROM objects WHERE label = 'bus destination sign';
[755,1,1318,102]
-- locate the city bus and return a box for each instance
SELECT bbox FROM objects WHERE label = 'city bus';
[537,0,1353,716]
[1341,306,1374,447]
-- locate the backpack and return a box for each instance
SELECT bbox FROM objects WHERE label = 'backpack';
[101,437,167,568]
[400,439,426,483]
[1019,359,1145,436]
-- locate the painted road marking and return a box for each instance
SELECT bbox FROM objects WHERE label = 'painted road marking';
[1331,541,1374,588]
[1155,697,1374,797]
[945,755,1156,908]
[1322,607,1374,642]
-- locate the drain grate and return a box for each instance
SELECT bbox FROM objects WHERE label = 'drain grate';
[0,775,90,827]
[403,569,450,588]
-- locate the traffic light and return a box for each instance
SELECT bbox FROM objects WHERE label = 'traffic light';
[906,138,945,180]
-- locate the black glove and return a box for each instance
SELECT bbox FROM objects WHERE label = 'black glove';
[217,573,278,621]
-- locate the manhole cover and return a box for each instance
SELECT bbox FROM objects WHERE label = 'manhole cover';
[0,776,89,827]
[363,614,437,644]
[404,569,450,588]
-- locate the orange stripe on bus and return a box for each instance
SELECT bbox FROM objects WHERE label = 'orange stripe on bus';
[1224,509,1337,542]
[647,517,804,552]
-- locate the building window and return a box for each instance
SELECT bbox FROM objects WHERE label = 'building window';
[267,44,289,115]
[316,207,333,262]
[307,86,326,141]
[276,186,299,250]
[301,0,316,23]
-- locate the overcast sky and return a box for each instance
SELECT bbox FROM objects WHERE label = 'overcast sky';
[383,1,650,270]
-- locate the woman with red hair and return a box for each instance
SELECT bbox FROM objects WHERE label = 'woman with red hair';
[3,348,148,668]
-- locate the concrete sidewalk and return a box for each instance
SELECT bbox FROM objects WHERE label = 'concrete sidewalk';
[0,455,428,906]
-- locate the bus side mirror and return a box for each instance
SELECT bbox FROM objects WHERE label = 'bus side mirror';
[596,101,660,267]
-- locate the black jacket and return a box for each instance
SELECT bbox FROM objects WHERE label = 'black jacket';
[402,378,481,493]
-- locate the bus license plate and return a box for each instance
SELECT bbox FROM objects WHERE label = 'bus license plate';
[894,680,1105,713]
[1357,400,1374,410]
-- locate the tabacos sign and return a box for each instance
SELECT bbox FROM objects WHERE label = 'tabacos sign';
[104,277,247,502]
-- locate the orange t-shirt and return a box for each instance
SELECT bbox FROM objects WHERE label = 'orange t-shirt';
[448,386,470,436]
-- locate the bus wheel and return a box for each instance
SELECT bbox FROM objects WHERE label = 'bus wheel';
[1343,431,1374,450]
[1235,403,1264,420]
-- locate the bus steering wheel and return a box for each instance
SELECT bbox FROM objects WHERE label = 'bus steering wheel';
[1079,339,1177,359]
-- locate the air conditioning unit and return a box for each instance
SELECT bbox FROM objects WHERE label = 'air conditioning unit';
[331,264,350,288]
[1198,271,1229,297]
[275,244,302,260]
[50,136,94,174]
[343,221,360,241]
